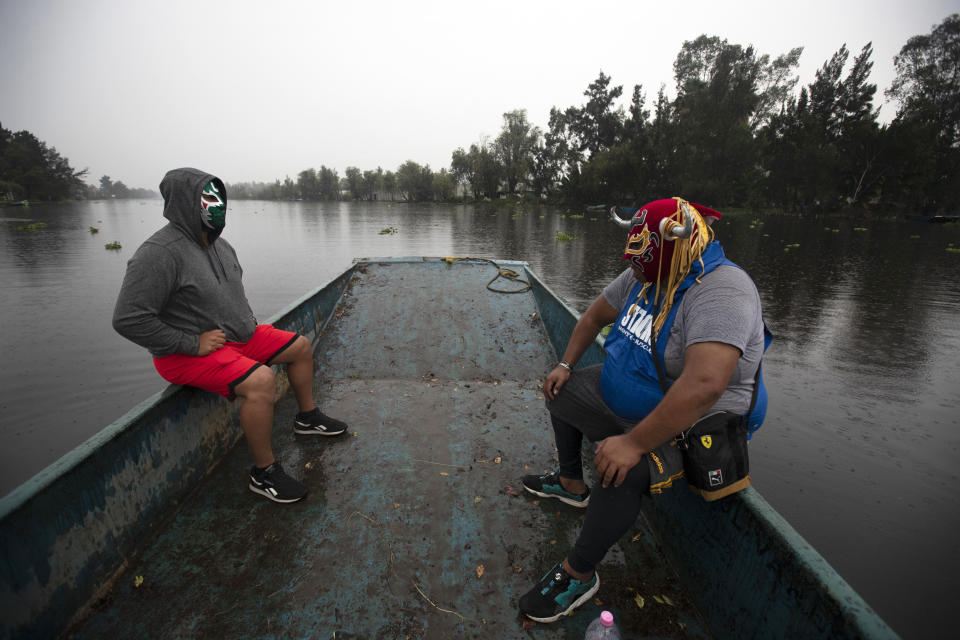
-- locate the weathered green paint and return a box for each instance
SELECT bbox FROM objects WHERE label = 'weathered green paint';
[0,258,897,640]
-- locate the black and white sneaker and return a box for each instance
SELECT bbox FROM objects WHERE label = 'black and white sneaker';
[519,562,600,623]
[248,461,307,503]
[294,408,348,436]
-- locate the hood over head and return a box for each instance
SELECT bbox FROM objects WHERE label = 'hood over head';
[159,168,227,244]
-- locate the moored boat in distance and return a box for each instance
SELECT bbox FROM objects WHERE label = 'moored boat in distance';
[0,258,899,639]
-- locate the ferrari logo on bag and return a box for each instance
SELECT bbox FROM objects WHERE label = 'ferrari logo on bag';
[700,435,712,449]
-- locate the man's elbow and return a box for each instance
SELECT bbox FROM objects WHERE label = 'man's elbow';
[688,372,728,408]
[112,309,131,337]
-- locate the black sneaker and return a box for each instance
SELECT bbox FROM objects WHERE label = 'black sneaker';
[521,470,590,508]
[519,562,600,622]
[294,408,348,436]
[248,461,307,503]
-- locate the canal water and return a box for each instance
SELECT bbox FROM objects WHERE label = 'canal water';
[1,199,958,639]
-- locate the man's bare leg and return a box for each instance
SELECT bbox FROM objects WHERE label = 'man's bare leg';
[234,365,277,468]
[270,335,316,413]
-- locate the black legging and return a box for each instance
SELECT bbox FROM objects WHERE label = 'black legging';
[552,415,651,575]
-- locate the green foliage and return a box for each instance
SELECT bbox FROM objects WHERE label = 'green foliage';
[93,175,156,199]
[885,13,960,207]
[0,126,87,201]
[378,226,398,235]
[396,160,434,202]
[494,109,541,195]
[104,241,122,250]
[555,231,576,242]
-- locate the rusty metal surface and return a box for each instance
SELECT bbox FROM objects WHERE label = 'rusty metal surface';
[62,260,706,639]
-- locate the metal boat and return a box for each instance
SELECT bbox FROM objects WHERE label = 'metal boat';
[0,257,898,639]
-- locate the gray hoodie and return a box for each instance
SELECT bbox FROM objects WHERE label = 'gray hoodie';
[112,168,257,357]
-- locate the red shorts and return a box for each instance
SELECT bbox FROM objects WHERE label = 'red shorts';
[153,324,299,400]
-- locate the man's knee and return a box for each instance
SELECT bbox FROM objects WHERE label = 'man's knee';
[235,365,276,401]
[279,335,312,363]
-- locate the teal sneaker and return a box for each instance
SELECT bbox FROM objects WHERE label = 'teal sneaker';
[521,471,590,508]
[519,562,600,622]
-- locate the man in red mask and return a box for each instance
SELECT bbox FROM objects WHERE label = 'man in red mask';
[518,197,769,623]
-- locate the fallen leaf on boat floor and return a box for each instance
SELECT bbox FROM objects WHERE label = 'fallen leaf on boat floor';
[634,594,645,609]
[133,575,144,588]
[476,565,485,578]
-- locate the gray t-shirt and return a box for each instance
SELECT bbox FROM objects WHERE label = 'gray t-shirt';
[602,264,765,414]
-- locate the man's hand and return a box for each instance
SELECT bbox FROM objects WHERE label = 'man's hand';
[198,329,227,356]
[543,365,571,401]
[594,434,645,488]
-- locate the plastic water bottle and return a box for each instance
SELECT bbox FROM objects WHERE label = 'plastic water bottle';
[584,610,622,639]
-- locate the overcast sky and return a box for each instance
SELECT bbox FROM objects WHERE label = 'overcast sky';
[1,0,956,190]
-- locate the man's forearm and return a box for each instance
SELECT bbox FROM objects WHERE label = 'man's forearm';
[560,317,604,366]
[625,377,722,453]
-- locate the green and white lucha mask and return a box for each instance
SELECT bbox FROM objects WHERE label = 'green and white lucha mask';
[200,181,226,231]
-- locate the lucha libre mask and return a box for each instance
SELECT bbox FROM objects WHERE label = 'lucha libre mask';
[612,198,720,282]
[200,181,226,231]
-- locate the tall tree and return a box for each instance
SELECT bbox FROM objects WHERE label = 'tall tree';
[297,168,320,200]
[836,43,883,205]
[396,160,433,201]
[566,71,624,157]
[0,125,87,200]
[344,166,363,200]
[318,166,340,200]
[450,147,477,198]
[886,14,960,207]
[887,13,960,149]
[671,36,767,204]
[494,109,541,194]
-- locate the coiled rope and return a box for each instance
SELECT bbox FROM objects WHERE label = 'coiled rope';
[441,257,532,293]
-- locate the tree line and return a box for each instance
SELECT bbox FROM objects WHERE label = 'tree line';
[231,14,958,213]
[4,14,957,213]
[0,124,156,201]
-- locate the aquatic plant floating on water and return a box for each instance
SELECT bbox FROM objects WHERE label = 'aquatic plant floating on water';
[105,241,122,250]
[555,231,576,242]
[89,226,99,234]
[379,227,398,235]
[15,222,47,231]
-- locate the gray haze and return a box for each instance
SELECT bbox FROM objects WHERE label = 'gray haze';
[1,0,956,190]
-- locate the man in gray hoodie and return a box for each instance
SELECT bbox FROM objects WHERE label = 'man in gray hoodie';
[113,167,347,503]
